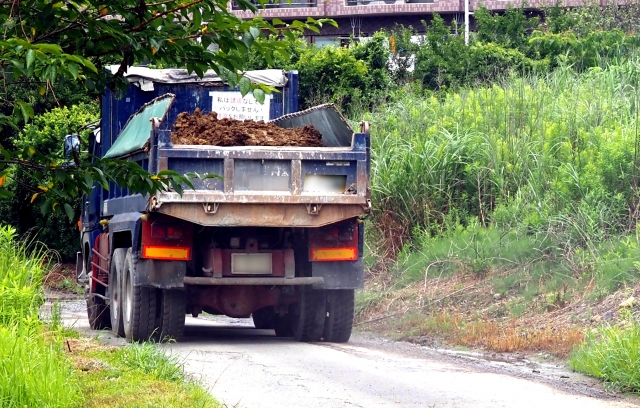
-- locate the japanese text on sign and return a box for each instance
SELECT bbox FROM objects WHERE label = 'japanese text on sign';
[209,91,271,121]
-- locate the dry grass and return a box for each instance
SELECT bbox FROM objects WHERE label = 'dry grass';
[356,269,640,357]
[394,311,585,357]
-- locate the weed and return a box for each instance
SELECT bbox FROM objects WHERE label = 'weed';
[112,343,186,382]
[0,324,81,407]
[570,323,640,393]
[72,340,218,408]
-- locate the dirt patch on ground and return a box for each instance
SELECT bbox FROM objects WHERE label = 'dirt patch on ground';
[171,108,323,147]
[357,271,640,358]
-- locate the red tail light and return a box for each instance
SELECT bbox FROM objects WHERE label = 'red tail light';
[151,220,183,240]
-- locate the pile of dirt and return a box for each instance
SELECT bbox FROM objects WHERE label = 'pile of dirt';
[171,108,323,147]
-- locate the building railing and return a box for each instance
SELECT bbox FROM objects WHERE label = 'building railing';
[232,0,317,9]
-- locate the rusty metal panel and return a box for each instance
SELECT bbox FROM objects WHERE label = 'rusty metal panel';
[153,191,368,205]
[159,146,365,161]
[291,160,302,195]
[356,159,369,199]
[284,249,295,279]
[190,285,286,318]
[184,276,324,285]
[155,203,365,227]
[223,158,234,193]
[169,157,223,190]
[233,159,291,192]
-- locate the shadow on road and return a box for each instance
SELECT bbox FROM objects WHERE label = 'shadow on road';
[180,320,297,345]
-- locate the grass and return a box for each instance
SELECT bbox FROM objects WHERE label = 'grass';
[0,224,217,407]
[570,323,640,393]
[0,324,82,407]
[368,58,640,260]
[66,339,218,408]
[394,311,585,357]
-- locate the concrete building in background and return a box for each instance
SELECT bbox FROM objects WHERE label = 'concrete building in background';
[230,0,583,46]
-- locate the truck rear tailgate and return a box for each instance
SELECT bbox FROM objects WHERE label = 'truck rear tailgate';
[151,134,370,227]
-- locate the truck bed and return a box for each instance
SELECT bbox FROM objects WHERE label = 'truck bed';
[150,132,371,227]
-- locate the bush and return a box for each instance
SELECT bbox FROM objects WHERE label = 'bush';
[413,15,544,91]
[570,323,640,392]
[0,103,99,261]
[474,4,540,50]
[243,34,392,113]
[527,29,639,71]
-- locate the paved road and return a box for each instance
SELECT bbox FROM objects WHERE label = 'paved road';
[55,298,639,408]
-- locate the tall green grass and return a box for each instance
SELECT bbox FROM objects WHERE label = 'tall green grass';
[0,226,47,324]
[0,225,82,407]
[368,59,640,254]
[570,323,640,393]
[0,324,81,407]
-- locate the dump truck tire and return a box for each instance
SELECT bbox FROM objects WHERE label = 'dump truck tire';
[292,287,326,342]
[158,289,186,342]
[109,248,127,337]
[122,249,158,342]
[323,289,355,343]
[252,307,275,330]
[274,314,293,337]
[86,288,110,330]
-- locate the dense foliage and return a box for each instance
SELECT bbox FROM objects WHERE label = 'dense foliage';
[0,105,100,261]
[0,0,331,216]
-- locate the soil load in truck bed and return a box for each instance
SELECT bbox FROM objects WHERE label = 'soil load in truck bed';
[171,108,323,147]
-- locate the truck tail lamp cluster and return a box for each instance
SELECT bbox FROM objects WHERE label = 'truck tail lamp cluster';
[309,219,359,262]
[151,220,183,240]
[141,216,192,261]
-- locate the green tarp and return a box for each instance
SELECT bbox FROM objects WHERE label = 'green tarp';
[104,94,174,158]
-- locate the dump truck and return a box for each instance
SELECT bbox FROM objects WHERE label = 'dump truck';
[73,67,371,343]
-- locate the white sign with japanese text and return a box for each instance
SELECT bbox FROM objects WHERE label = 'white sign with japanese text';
[209,91,271,122]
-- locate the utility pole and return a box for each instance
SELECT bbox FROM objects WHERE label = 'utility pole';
[464,0,472,46]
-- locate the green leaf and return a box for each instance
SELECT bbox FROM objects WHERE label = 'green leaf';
[63,203,74,221]
[35,43,62,56]
[26,49,35,69]
[157,170,180,177]
[40,198,53,215]
[249,26,261,39]
[16,101,34,123]
[193,7,202,29]
[239,76,252,96]
[67,62,79,79]
[253,88,266,104]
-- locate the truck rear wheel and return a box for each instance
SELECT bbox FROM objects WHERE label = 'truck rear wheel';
[86,287,110,330]
[323,289,355,343]
[292,287,326,342]
[274,314,293,337]
[158,289,186,342]
[122,249,158,342]
[252,307,275,330]
[109,248,127,337]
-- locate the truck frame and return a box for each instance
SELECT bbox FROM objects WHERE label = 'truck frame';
[76,67,371,343]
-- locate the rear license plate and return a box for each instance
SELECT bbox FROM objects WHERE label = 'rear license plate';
[231,253,273,275]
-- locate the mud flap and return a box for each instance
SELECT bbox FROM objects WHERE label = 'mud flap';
[135,257,186,289]
[311,258,364,290]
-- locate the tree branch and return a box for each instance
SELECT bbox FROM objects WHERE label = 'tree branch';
[125,0,203,33]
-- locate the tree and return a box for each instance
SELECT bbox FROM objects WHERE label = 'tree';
[0,0,332,214]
